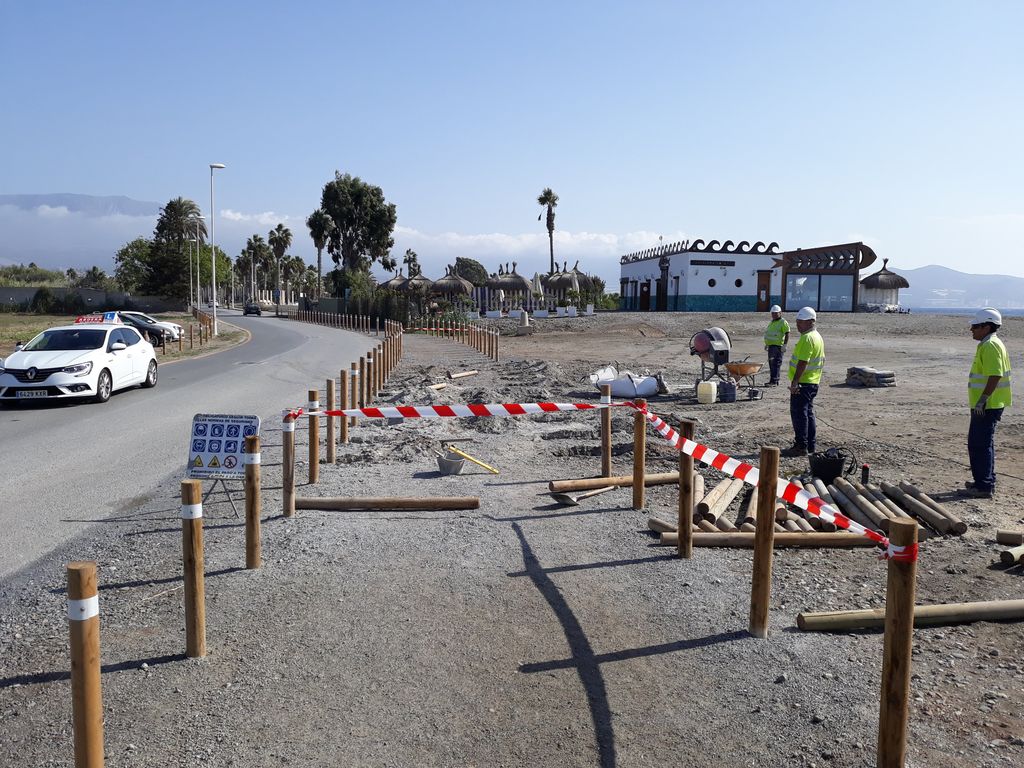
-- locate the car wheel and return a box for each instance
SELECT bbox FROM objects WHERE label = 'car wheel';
[94,370,113,403]
[142,359,158,388]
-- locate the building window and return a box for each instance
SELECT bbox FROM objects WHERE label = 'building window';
[708,278,717,288]
[785,274,819,311]
[734,278,743,288]
[820,274,854,311]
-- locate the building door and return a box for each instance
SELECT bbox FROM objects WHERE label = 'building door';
[655,278,667,311]
[639,281,651,311]
[756,270,772,312]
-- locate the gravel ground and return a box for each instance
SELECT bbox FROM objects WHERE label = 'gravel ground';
[1,311,1022,767]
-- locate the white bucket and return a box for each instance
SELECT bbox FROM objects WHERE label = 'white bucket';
[696,380,718,404]
[436,452,466,475]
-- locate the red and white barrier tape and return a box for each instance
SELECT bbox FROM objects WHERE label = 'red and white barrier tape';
[281,399,907,557]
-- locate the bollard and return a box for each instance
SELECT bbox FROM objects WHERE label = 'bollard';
[325,378,336,464]
[358,356,366,407]
[376,317,380,336]
[244,435,261,569]
[189,324,194,350]
[282,412,296,517]
[376,344,383,392]
[877,518,919,767]
[749,445,780,638]
[632,398,647,510]
[366,355,375,403]
[67,561,104,768]
[678,420,696,559]
[340,369,350,444]
[349,363,358,429]
[178,333,182,353]
[494,329,499,362]
[600,384,612,477]
[180,479,206,657]
[308,388,320,484]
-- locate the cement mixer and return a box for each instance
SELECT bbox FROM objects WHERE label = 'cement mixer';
[688,327,733,382]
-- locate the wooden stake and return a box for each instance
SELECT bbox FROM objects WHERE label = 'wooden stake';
[283,413,296,517]
[549,471,682,493]
[677,420,696,558]
[180,479,206,658]
[349,362,359,428]
[799,598,1024,631]
[308,388,319,485]
[658,532,879,548]
[877,518,918,768]
[632,398,647,510]
[325,378,336,465]
[340,370,350,444]
[358,356,366,407]
[749,445,779,638]
[898,481,967,535]
[244,435,261,569]
[295,496,480,511]
[600,384,613,477]
[67,560,104,768]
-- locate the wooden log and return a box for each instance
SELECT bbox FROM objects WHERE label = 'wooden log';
[879,482,953,535]
[828,482,882,534]
[548,471,682,493]
[658,532,879,548]
[696,519,718,533]
[996,529,1024,546]
[863,482,911,521]
[698,477,744,521]
[811,477,836,505]
[244,435,261,570]
[690,474,706,523]
[448,370,479,380]
[999,544,1024,565]
[835,478,890,530]
[782,519,801,532]
[800,482,824,529]
[427,382,448,391]
[774,523,786,532]
[740,522,756,532]
[647,517,678,534]
[295,496,480,511]
[850,479,899,520]
[798,598,1024,631]
[741,486,759,525]
[715,516,739,532]
[898,481,968,535]
[780,511,815,532]
[180,480,206,658]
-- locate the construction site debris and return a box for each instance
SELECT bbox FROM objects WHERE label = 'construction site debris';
[846,366,897,387]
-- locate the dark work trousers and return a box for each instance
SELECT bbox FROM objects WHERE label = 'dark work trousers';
[967,407,1003,492]
[789,383,819,451]
[767,346,784,383]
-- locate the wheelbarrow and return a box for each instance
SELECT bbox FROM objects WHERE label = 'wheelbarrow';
[724,360,763,388]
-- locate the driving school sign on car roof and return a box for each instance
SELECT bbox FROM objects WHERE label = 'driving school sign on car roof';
[186,413,261,480]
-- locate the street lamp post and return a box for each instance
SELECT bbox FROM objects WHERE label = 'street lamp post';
[187,237,194,307]
[209,163,226,335]
[191,215,205,309]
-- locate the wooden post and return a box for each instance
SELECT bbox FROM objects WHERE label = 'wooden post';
[67,561,104,768]
[244,435,261,569]
[678,419,696,559]
[366,355,374,403]
[494,329,499,362]
[180,479,206,657]
[349,362,358,429]
[376,344,383,393]
[283,413,296,517]
[178,332,182,352]
[189,324,194,350]
[877,518,919,767]
[632,398,647,510]
[749,445,780,638]
[325,378,336,465]
[600,383,613,477]
[308,388,320,484]
[340,370,350,444]
[358,356,366,407]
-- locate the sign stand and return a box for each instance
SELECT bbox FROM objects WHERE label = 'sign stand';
[186,414,261,521]
[202,478,241,518]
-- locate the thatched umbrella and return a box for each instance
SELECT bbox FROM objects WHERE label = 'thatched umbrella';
[567,260,593,291]
[402,271,434,294]
[381,269,408,292]
[860,258,909,308]
[499,262,533,297]
[432,266,473,298]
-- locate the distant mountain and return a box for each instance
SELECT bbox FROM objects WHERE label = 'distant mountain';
[891,265,1024,310]
[0,193,161,217]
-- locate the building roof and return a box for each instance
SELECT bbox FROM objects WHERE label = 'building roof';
[860,258,909,289]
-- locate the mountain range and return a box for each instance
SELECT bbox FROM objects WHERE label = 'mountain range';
[892,265,1024,309]
[0,193,161,218]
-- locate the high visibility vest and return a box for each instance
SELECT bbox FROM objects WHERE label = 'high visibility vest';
[969,334,1012,409]
[763,318,790,347]
[788,330,825,384]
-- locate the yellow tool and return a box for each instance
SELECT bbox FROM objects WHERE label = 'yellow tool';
[442,444,500,474]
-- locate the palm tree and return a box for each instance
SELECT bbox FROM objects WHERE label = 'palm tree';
[282,255,307,303]
[306,209,335,300]
[245,234,269,297]
[536,187,559,275]
[403,248,420,277]
[268,223,293,310]
[153,197,206,298]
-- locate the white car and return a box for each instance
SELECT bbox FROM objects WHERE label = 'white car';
[0,317,158,405]
[120,311,184,341]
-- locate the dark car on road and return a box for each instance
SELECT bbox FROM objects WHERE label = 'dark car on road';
[243,300,262,316]
[117,312,168,346]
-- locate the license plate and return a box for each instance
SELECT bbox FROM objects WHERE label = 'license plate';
[16,390,48,399]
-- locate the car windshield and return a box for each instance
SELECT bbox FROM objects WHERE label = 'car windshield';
[23,328,107,351]
[130,312,158,323]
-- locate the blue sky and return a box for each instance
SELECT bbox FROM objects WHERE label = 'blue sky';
[1,1,1022,284]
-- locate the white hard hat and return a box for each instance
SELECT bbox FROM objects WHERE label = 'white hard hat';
[769,305,782,314]
[796,307,817,321]
[973,307,1002,326]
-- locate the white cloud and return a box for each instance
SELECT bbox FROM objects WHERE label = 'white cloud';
[221,209,301,227]
[36,205,71,218]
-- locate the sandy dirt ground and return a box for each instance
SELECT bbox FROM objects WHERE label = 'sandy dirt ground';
[1,310,1022,767]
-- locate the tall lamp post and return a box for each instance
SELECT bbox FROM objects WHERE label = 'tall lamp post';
[209,163,226,335]
[191,214,205,309]
[187,236,194,307]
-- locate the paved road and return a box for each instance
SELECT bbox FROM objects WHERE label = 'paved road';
[0,312,378,580]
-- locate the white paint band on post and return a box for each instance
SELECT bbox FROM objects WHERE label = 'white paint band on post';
[181,503,203,519]
[67,595,99,621]
[243,453,261,465]
[282,421,296,432]
[308,400,319,410]
[600,393,612,405]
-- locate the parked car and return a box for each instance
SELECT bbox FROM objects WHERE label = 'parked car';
[117,312,169,346]
[0,315,158,404]
[243,300,262,316]
[119,311,184,341]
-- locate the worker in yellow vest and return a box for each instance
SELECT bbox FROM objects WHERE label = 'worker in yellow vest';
[763,304,790,385]
[962,308,1012,499]
[782,307,824,457]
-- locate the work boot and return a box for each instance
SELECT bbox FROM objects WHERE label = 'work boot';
[781,444,808,457]
[958,486,993,499]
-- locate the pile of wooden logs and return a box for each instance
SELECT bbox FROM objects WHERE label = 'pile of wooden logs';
[846,366,897,387]
[647,475,968,547]
[997,529,1024,565]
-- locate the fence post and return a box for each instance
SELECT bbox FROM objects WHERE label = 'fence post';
[749,445,780,638]
[600,384,612,477]
[494,329,499,362]
[632,398,647,510]
[366,355,375,403]
[67,560,104,768]
[877,518,919,767]
[244,435,261,569]
[340,369,350,444]
[325,378,336,465]
[308,388,320,484]
[282,412,296,517]
[359,356,366,407]
[180,479,206,657]
[190,324,194,350]
[350,362,359,429]
[678,420,696,559]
